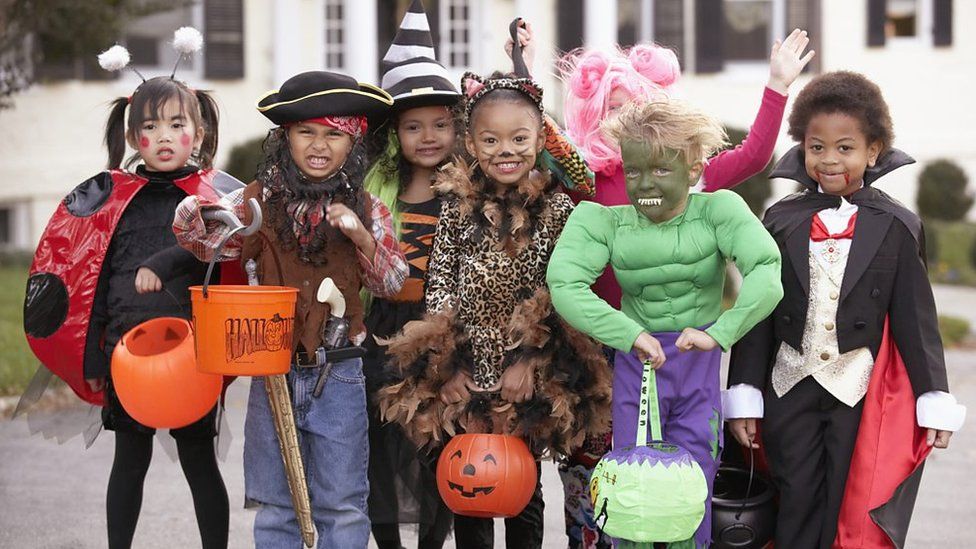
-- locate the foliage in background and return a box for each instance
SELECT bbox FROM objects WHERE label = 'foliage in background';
[723,127,772,216]
[0,0,187,109]
[927,220,976,286]
[0,264,36,395]
[939,315,971,348]
[223,135,266,183]
[917,159,973,222]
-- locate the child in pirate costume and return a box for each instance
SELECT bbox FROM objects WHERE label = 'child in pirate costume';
[22,30,236,549]
[377,71,612,548]
[726,71,966,549]
[361,1,459,547]
[547,99,783,548]
[173,71,407,548]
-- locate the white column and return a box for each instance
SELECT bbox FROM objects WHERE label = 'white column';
[584,0,618,49]
[273,0,304,86]
[344,0,378,84]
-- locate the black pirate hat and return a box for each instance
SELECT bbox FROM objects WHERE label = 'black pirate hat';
[380,0,460,112]
[257,71,393,125]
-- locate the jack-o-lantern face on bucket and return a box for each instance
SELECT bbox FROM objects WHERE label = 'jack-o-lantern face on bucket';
[445,447,499,498]
[436,434,536,518]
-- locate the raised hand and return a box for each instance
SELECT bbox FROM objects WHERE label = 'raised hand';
[504,20,535,74]
[767,28,816,95]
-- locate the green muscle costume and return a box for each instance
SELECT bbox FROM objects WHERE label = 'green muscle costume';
[547,190,783,350]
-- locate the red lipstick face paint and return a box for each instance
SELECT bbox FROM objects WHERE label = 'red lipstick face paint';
[139,136,150,148]
[180,134,192,147]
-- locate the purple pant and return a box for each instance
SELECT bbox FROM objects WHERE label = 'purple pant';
[612,331,723,548]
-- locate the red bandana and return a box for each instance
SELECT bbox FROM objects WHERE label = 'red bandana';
[286,115,368,139]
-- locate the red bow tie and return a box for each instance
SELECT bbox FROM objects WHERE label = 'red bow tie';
[810,212,857,242]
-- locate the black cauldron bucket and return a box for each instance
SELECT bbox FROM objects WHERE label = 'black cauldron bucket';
[711,465,777,548]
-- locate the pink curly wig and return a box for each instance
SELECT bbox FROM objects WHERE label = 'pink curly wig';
[558,44,681,175]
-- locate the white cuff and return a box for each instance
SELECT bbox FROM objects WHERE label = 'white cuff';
[722,384,764,419]
[916,391,966,432]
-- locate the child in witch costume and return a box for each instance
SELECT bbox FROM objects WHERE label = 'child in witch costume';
[22,29,235,549]
[377,71,612,549]
[547,99,783,548]
[174,71,406,548]
[725,71,966,549]
[361,1,458,547]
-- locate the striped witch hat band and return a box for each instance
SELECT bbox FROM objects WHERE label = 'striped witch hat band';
[380,0,460,109]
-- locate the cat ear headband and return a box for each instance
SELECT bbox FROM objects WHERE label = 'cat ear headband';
[460,71,544,127]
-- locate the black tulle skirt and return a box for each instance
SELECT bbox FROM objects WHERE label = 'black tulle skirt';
[364,297,452,543]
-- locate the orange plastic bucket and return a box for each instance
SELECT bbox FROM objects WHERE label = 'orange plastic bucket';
[190,285,298,376]
[112,317,222,429]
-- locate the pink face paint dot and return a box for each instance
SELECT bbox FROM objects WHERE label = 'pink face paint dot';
[180,134,192,146]
[139,136,150,148]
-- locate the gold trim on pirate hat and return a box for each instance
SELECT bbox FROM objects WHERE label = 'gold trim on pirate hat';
[257,71,393,125]
[380,0,460,111]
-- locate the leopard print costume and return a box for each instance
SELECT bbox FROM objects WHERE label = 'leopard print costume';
[378,162,612,455]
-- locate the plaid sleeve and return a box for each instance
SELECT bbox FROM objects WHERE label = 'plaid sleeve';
[172,188,247,262]
[357,195,407,297]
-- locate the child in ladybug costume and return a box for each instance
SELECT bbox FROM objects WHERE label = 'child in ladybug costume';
[23,29,238,549]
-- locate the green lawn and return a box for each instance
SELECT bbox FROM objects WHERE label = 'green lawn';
[929,220,976,286]
[0,264,37,396]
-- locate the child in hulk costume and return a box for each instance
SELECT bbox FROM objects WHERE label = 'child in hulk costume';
[547,100,783,548]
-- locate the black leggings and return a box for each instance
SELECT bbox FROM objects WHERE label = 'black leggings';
[106,431,229,549]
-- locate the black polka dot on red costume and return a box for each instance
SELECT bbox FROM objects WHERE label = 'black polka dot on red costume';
[64,172,114,217]
[24,273,69,338]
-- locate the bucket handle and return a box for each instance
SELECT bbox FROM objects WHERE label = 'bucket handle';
[635,360,664,447]
[200,197,284,297]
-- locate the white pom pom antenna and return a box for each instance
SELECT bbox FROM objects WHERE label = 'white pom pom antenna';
[172,26,204,55]
[97,45,131,72]
[171,26,204,78]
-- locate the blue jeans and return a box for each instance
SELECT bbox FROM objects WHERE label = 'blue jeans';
[244,357,370,548]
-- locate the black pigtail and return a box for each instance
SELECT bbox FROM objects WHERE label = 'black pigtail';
[195,89,220,169]
[104,97,129,170]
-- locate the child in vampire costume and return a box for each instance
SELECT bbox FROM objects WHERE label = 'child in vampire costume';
[547,99,783,548]
[725,71,965,549]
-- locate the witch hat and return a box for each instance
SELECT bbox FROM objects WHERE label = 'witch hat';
[380,0,460,111]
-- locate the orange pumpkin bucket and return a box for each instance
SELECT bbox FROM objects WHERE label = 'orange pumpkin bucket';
[112,317,222,429]
[190,284,298,376]
[436,433,537,518]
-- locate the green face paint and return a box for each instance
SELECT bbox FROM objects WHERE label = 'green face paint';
[621,139,697,223]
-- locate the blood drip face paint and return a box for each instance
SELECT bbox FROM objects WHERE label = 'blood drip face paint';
[803,112,881,197]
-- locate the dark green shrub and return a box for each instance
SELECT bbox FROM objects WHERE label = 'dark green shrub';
[938,315,971,347]
[925,224,939,265]
[724,127,772,216]
[222,135,266,183]
[916,159,973,222]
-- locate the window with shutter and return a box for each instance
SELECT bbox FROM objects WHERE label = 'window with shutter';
[696,0,724,73]
[556,0,584,53]
[204,0,245,79]
[324,0,345,69]
[933,0,952,46]
[654,0,685,67]
[787,0,820,72]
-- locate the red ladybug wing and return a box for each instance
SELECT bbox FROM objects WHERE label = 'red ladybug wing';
[24,171,147,405]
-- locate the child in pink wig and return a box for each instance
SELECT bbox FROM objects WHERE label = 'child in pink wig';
[510,26,814,549]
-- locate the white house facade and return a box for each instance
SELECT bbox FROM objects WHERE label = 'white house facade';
[1,0,973,250]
